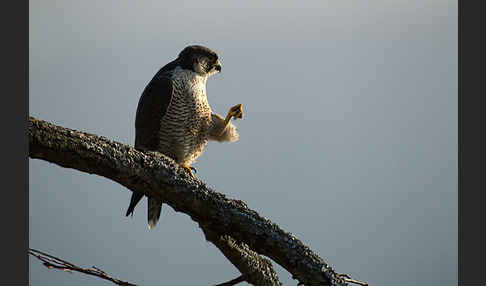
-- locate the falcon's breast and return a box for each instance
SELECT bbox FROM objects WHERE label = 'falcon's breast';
[155,66,213,165]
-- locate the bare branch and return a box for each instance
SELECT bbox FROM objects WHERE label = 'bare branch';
[213,275,246,286]
[29,248,137,286]
[338,274,371,286]
[29,116,368,286]
[342,278,370,286]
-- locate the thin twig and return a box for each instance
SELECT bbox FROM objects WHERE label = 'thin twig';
[339,274,371,286]
[342,278,370,286]
[28,248,137,286]
[214,275,246,286]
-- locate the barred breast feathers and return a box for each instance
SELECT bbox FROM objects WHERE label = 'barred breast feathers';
[155,66,213,165]
[168,67,239,143]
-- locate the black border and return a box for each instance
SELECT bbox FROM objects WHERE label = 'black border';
[4,0,28,285]
[459,1,484,285]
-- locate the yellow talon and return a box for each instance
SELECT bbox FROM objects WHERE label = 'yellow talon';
[232,104,243,119]
[224,104,243,125]
[181,165,196,178]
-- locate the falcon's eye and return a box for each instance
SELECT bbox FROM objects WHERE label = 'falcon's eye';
[199,56,209,65]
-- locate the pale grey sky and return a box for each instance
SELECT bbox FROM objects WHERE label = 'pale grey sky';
[29,1,457,285]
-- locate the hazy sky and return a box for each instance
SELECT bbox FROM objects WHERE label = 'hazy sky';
[29,1,457,285]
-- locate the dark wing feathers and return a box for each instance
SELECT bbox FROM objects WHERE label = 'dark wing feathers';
[134,75,173,150]
[127,64,176,218]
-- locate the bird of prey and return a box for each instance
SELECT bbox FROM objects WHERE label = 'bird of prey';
[126,45,243,229]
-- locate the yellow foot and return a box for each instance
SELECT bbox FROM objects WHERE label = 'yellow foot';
[228,104,243,120]
[181,165,196,178]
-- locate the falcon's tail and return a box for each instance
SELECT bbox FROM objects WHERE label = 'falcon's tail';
[147,198,162,229]
[126,192,144,217]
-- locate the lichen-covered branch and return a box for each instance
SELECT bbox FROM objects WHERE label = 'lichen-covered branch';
[28,116,361,286]
[28,116,281,286]
[202,226,282,286]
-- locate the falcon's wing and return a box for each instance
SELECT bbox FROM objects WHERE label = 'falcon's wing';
[134,75,173,150]
[127,74,173,219]
[127,60,179,222]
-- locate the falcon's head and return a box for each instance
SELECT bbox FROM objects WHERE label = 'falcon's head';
[178,45,222,77]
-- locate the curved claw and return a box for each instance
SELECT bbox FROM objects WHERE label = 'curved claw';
[230,104,243,120]
[181,165,196,178]
[220,104,244,137]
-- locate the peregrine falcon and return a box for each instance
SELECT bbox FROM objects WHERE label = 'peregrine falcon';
[126,45,243,229]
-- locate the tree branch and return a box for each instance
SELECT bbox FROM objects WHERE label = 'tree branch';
[28,248,137,286]
[202,226,282,286]
[213,275,246,286]
[29,116,366,286]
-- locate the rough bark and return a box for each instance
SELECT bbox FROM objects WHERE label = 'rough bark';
[201,226,282,286]
[28,116,353,286]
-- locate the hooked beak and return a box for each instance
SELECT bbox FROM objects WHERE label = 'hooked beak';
[214,59,222,72]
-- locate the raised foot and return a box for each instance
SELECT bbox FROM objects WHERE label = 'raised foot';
[228,104,243,120]
[220,104,244,137]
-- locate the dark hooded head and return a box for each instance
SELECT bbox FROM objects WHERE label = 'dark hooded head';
[178,45,222,76]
